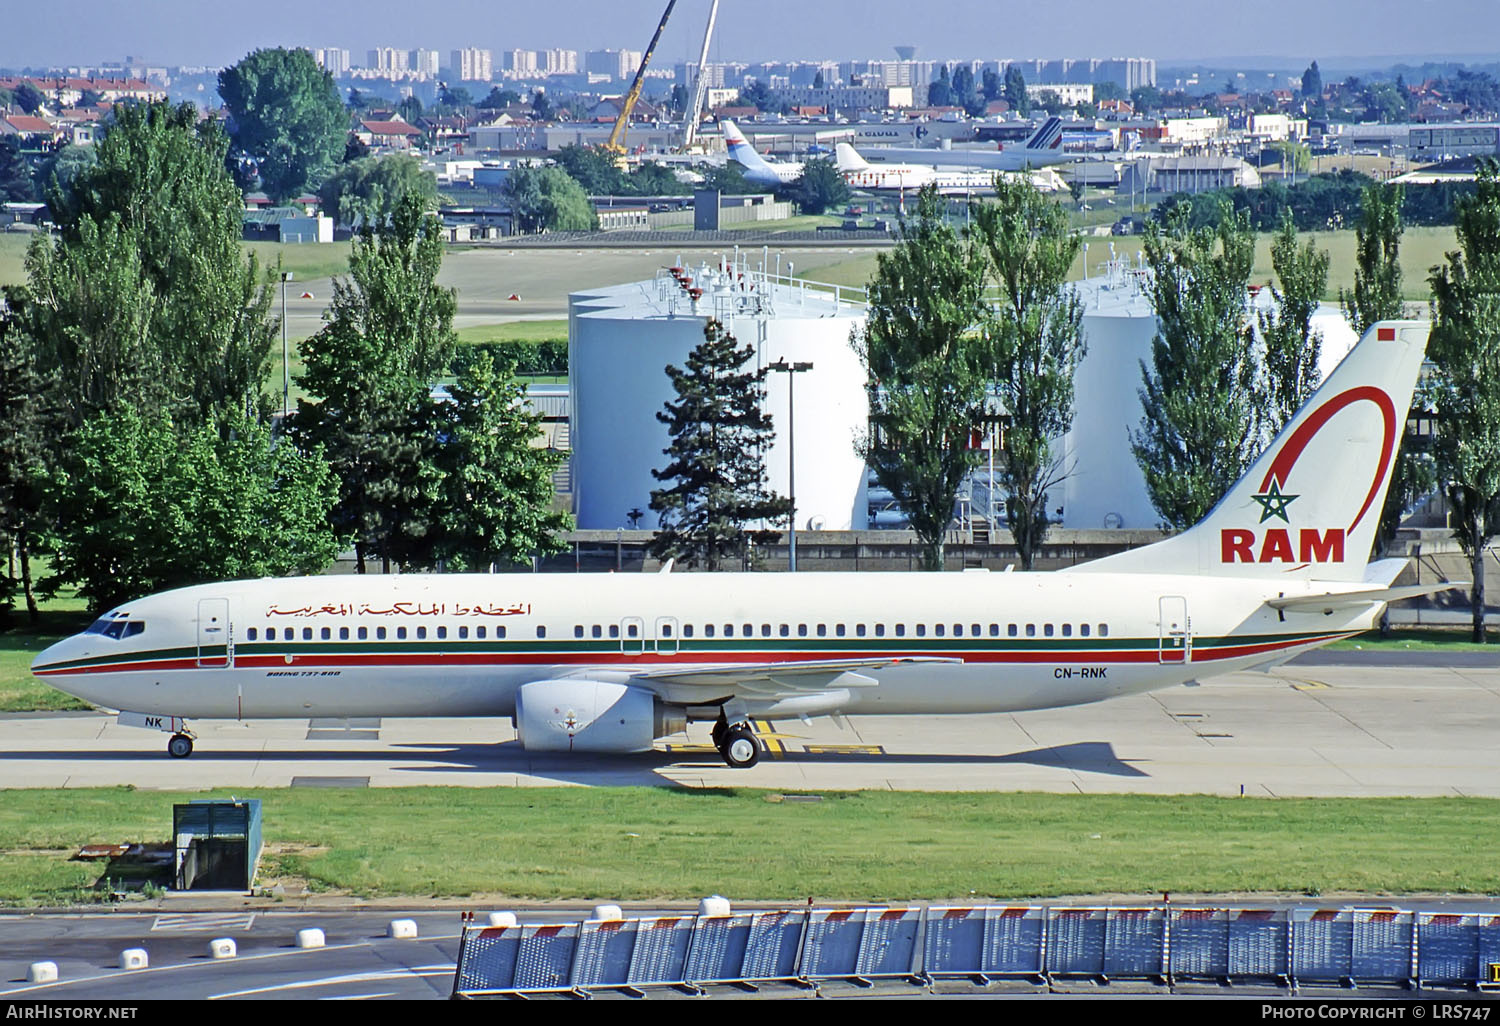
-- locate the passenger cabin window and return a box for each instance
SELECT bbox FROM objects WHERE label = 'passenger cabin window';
[915,624,926,637]
[935,624,946,637]
[683,625,694,638]
[459,626,469,640]
[874,624,885,637]
[895,624,906,637]
[321,627,331,641]
[1080,624,1091,637]
[397,627,407,640]
[778,624,789,638]
[661,624,673,637]
[1062,623,1072,638]
[1044,624,1054,638]
[836,624,846,637]
[625,623,637,638]
[302,627,313,641]
[247,628,258,641]
[416,626,427,640]
[816,624,826,637]
[574,625,584,639]
[340,627,350,640]
[1025,624,1035,638]
[358,626,367,640]
[705,624,715,638]
[761,624,772,637]
[798,624,808,638]
[536,626,546,639]
[1099,624,1109,638]
[972,624,981,636]
[436,626,447,640]
[591,625,601,639]
[609,624,619,639]
[377,626,387,640]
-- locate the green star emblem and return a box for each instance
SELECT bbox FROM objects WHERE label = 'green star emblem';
[1251,479,1299,523]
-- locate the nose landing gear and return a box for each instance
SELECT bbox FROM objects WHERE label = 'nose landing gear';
[167,732,195,759]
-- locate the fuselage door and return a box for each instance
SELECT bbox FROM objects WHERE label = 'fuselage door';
[620,616,645,656]
[654,617,680,656]
[1158,595,1191,664]
[197,598,232,668]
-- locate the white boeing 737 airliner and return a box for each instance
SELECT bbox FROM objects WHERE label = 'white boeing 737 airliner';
[34,322,1453,768]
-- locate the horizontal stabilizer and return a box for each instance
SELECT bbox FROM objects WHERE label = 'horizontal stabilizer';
[1266,581,1467,614]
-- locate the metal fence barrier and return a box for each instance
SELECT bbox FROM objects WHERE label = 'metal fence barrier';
[452,902,1500,998]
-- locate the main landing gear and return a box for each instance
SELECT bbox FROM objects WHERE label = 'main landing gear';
[711,713,761,769]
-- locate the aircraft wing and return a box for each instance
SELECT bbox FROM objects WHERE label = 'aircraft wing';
[1265,581,1466,615]
[630,656,959,701]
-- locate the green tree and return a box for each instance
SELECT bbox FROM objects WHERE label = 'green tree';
[855,186,990,570]
[1301,61,1323,100]
[969,178,1085,570]
[46,408,341,612]
[784,157,850,215]
[397,95,424,125]
[1258,212,1330,433]
[219,47,347,201]
[552,144,626,194]
[1341,182,1405,335]
[316,153,438,228]
[928,66,954,108]
[0,312,55,623]
[1003,66,1030,116]
[1132,202,1262,530]
[479,87,521,109]
[504,165,598,232]
[293,196,457,573]
[14,82,45,115]
[650,319,791,571]
[14,101,273,427]
[31,143,95,207]
[434,349,573,571]
[1130,85,1162,113]
[0,137,34,202]
[1427,160,1500,643]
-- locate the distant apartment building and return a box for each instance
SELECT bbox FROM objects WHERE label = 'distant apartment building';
[767,85,914,112]
[541,49,578,75]
[502,49,538,76]
[585,49,642,81]
[840,60,937,87]
[367,47,409,74]
[1027,82,1093,105]
[410,49,441,77]
[1002,57,1155,93]
[313,48,350,75]
[452,48,494,81]
[0,76,165,108]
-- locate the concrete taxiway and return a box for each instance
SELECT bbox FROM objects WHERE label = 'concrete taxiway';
[2,663,1498,795]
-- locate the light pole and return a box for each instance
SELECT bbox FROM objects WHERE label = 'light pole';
[279,271,293,421]
[768,358,812,572]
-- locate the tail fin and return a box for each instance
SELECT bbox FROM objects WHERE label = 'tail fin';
[1069,321,1430,582]
[721,120,772,172]
[834,142,869,172]
[1026,116,1065,152]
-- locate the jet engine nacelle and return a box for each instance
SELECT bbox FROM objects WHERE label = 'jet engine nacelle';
[513,680,685,753]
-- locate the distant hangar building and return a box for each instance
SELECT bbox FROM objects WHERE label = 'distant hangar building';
[569,259,870,532]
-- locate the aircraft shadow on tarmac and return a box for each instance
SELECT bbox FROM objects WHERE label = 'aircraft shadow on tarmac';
[0,740,1148,785]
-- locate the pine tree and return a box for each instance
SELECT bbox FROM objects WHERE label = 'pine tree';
[1427,160,1500,643]
[1258,212,1330,434]
[650,319,791,571]
[969,176,1085,569]
[1132,202,1263,530]
[855,186,990,570]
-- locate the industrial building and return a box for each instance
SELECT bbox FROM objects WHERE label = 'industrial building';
[568,257,870,533]
[1061,256,1359,531]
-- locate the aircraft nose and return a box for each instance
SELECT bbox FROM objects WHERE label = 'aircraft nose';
[32,635,80,676]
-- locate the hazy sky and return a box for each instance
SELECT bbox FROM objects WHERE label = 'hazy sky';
[5,0,1499,69]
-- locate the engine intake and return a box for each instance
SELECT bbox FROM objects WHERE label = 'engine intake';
[514,680,685,753]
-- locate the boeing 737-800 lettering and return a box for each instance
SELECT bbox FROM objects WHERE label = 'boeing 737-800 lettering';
[33,322,1453,768]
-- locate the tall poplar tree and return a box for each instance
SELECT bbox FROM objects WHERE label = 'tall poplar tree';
[1258,212,1330,434]
[1341,182,1405,336]
[649,320,790,571]
[1132,202,1262,530]
[1427,160,1500,643]
[294,196,457,573]
[855,186,990,570]
[969,177,1085,569]
[0,313,54,623]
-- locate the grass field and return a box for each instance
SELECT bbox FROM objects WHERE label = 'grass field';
[0,235,354,290]
[0,787,1495,906]
[455,320,569,345]
[812,225,1460,303]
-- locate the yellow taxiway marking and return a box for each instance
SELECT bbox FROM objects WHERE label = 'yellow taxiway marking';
[660,743,719,754]
[802,744,886,756]
[1291,679,1332,691]
[753,719,793,759]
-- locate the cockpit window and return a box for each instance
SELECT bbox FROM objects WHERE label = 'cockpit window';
[85,615,144,640]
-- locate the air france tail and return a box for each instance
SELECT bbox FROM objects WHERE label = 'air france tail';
[1025,116,1065,153]
[1071,321,1430,582]
[721,120,773,174]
